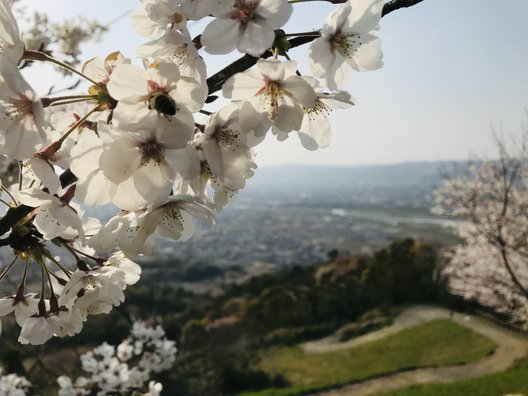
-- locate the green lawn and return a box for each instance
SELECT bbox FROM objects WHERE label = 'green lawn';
[241,319,496,396]
[376,359,528,396]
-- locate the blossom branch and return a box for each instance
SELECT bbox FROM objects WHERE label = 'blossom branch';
[206,0,424,95]
[0,0,424,239]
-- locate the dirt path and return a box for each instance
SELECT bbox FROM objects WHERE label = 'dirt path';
[303,305,528,396]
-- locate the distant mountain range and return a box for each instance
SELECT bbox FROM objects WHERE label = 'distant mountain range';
[240,161,463,211]
[247,161,455,189]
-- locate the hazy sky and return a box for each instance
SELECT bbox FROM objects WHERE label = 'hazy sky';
[18,0,528,167]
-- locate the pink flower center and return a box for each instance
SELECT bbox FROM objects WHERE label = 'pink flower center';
[138,138,165,166]
[232,0,262,25]
[147,80,167,94]
[255,79,282,120]
[1,95,34,122]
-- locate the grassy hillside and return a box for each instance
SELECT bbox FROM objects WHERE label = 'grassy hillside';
[0,239,486,395]
[376,359,528,396]
[243,320,495,396]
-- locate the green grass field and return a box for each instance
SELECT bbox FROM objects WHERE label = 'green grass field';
[241,319,496,396]
[376,359,528,396]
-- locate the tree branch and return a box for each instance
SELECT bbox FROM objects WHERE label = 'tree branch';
[382,0,424,17]
[497,239,528,301]
[494,150,528,299]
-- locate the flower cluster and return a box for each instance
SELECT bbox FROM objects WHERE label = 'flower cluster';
[0,367,30,396]
[58,322,176,396]
[0,251,140,345]
[0,0,386,344]
[0,322,175,395]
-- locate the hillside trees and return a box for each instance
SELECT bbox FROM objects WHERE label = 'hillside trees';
[170,238,443,394]
[434,134,528,325]
[361,238,442,305]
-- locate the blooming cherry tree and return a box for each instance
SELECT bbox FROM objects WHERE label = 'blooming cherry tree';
[434,135,528,325]
[0,0,424,345]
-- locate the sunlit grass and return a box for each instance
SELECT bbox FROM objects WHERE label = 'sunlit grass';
[241,319,496,396]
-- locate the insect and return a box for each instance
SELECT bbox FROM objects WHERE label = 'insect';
[148,92,177,116]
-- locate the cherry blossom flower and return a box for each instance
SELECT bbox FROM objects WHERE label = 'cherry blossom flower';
[190,104,256,209]
[0,59,47,160]
[93,195,214,256]
[131,0,187,39]
[281,76,355,150]
[136,29,207,92]
[105,252,142,286]
[82,51,130,85]
[0,292,39,327]
[18,308,83,345]
[58,254,140,317]
[98,121,190,209]
[223,59,316,135]
[107,61,204,130]
[198,104,254,182]
[0,367,30,394]
[201,0,293,56]
[0,0,23,63]
[51,308,86,338]
[71,120,193,211]
[141,194,215,241]
[88,210,155,256]
[69,124,116,208]
[29,156,61,195]
[145,381,163,396]
[45,103,104,170]
[78,343,129,394]
[309,0,384,90]
[57,376,90,396]
[17,187,85,243]
[117,341,134,362]
[65,268,126,315]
